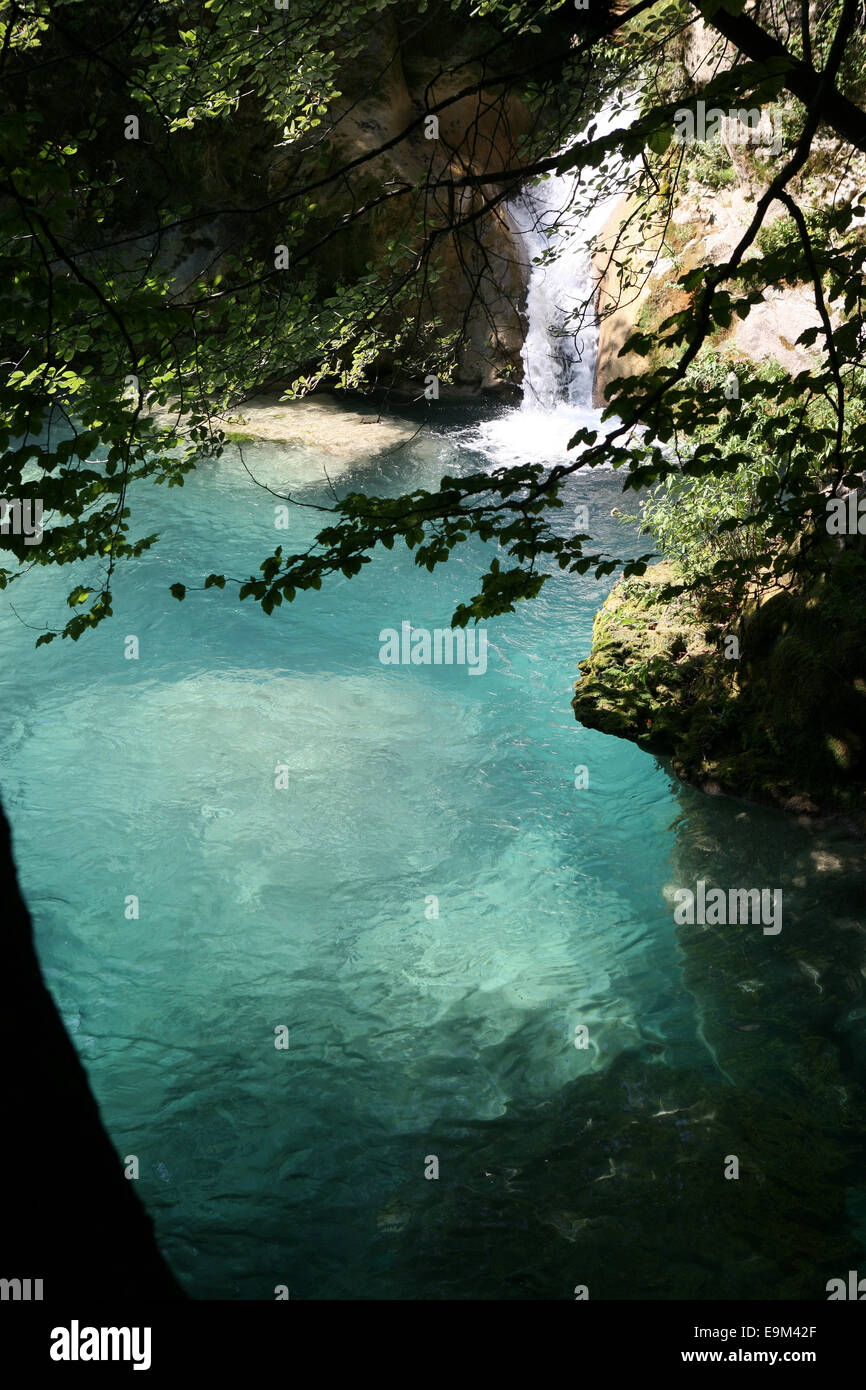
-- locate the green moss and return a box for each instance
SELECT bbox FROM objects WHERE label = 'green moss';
[223,430,259,444]
[573,555,866,827]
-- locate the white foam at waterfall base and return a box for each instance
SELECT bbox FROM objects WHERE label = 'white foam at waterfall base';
[469,99,635,469]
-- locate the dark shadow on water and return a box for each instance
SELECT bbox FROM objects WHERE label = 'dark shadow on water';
[357,785,866,1300]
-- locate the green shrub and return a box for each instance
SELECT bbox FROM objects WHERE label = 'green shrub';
[633,355,809,592]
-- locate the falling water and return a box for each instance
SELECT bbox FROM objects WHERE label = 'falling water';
[471,98,635,466]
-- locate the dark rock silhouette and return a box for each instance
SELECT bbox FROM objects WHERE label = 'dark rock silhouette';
[0,800,183,1300]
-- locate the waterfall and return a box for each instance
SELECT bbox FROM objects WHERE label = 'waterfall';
[470,98,634,467]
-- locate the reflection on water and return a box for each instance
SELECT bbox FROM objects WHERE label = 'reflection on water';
[0,402,863,1298]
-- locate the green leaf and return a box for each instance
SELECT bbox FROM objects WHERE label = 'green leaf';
[646,127,672,156]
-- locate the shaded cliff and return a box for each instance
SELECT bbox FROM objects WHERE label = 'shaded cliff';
[33,1,603,398]
[267,9,542,392]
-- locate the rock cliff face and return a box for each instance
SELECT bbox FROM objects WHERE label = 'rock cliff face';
[591,180,830,408]
[590,18,866,407]
[35,3,605,397]
[573,553,866,830]
[268,11,538,391]
[136,6,588,397]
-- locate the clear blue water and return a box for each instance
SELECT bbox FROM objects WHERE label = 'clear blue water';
[2,399,865,1299]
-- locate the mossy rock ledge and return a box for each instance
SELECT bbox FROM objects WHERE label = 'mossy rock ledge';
[572,559,866,831]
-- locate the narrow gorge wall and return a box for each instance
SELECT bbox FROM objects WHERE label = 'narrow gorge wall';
[113,6,590,396]
[270,11,537,392]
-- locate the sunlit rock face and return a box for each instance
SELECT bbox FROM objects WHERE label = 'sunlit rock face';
[590,182,829,408]
[590,15,866,408]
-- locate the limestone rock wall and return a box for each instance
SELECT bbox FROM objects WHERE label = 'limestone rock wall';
[272,12,535,390]
[590,17,865,408]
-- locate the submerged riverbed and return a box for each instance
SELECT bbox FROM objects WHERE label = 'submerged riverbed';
[2,397,865,1298]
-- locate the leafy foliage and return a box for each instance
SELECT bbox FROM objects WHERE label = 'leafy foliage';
[634,356,819,593]
[1,0,865,641]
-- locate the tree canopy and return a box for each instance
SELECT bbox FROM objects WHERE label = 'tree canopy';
[1,0,865,641]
